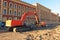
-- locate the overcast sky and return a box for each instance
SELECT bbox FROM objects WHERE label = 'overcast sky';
[22,0,60,16]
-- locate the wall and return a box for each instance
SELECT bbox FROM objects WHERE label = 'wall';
[2,0,36,24]
[34,3,51,24]
[50,13,59,23]
[1,0,59,24]
[0,0,1,20]
[0,0,3,21]
[59,17,60,22]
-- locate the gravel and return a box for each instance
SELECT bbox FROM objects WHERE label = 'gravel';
[0,25,60,40]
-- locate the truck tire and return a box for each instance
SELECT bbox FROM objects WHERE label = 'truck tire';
[13,27,17,32]
[9,27,13,32]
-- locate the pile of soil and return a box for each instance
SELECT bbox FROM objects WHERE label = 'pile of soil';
[0,25,60,40]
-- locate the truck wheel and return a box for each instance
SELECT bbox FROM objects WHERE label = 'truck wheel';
[41,25,43,27]
[9,27,13,32]
[13,27,17,32]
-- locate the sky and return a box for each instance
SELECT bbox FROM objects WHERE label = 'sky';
[22,0,60,16]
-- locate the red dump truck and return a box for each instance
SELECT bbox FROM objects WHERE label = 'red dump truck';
[5,11,46,32]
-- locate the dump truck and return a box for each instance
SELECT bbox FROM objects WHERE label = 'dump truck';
[5,11,46,32]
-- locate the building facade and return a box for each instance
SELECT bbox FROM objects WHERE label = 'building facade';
[0,0,59,25]
[59,17,60,22]
[0,0,36,25]
[33,3,59,24]
[50,13,59,24]
[33,3,52,24]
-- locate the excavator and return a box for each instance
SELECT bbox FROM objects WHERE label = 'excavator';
[5,11,46,32]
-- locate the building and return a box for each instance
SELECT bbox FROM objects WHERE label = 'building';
[0,0,59,25]
[50,12,59,24]
[33,3,52,24]
[59,17,60,22]
[33,3,59,24]
[0,0,36,25]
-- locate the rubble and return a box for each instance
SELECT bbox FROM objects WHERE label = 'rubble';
[0,25,60,40]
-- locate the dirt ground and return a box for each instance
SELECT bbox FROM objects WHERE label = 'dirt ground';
[0,25,60,40]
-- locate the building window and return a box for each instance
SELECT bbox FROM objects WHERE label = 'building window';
[9,17,12,20]
[14,11,16,16]
[14,4,17,9]
[21,6,24,10]
[9,2,12,7]
[18,12,20,16]
[26,7,28,12]
[29,8,32,11]
[4,9,6,14]
[18,5,20,9]
[4,1,7,6]
[21,6,24,13]
[14,17,17,20]
[7,17,12,20]
[9,10,12,14]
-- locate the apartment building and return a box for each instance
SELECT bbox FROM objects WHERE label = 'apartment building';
[0,0,59,25]
[50,13,59,23]
[59,17,60,22]
[33,3,52,24]
[0,0,36,25]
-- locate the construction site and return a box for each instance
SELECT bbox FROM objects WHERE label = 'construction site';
[0,0,60,40]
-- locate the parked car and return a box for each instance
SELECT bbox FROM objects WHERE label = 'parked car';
[0,21,5,27]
